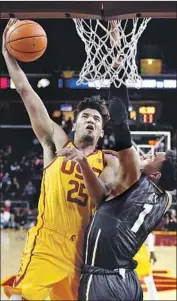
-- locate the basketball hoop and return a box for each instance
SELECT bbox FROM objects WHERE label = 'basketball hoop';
[73,18,151,89]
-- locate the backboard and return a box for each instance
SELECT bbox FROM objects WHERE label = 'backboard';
[1,1,176,20]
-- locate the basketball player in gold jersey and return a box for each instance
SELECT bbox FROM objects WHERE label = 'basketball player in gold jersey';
[1,19,119,301]
[135,233,159,300]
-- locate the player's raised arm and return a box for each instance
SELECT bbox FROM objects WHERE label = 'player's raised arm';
[103,21,141,192]
[2,19,68,150]
[105,86,141,192]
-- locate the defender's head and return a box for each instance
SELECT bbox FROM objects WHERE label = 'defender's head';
[140,150,176,191]
[73,96,109,145]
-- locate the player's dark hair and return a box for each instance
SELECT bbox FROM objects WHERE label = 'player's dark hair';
[74,96,110,127]
[158,150,177,191]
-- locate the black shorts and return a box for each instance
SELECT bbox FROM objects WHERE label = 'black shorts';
[79,265,143,301]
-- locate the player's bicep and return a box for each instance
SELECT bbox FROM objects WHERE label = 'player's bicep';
[20,87,54,143]
[117,146,140,182]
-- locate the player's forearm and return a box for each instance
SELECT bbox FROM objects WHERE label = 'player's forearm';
[109,86,140,183]
[3,52,30,92]
[109,84,132,151]
[112,122,132,152]
[78,157,106,205]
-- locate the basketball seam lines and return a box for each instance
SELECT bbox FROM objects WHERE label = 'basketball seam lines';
[7,35,47,44]
[8,22,41,41]
[8,43,45,54]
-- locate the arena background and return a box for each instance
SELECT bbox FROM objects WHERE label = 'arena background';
[0,2,176,300]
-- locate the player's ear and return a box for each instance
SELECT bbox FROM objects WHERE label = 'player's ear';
[149,171,161,181]
[100,129,104,138]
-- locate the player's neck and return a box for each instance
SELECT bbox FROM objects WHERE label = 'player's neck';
[74,140,96,156]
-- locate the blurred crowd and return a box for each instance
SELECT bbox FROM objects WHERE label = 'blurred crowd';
[0,140,41,230]
[0,122,176,231]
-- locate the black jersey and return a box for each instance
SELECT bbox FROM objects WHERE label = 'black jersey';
[84,174,170,270]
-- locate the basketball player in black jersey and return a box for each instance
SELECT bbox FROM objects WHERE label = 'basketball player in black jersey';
[78,84,176,301]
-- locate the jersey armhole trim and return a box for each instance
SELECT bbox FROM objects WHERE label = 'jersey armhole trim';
[102,150,106,168]
[164,191,172,213]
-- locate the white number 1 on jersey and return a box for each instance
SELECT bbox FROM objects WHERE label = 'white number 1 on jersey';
[131,203,153,233]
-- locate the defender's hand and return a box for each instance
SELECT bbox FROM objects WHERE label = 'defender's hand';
[56,146,86,163]
[2,18,18,56]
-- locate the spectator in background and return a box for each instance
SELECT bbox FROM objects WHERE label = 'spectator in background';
[10,161,20,173]
[109,133,115,149]
[65,117,73,133]
[0,164,5,180]
[23,181,36,196]
[1,172,11,193]
[20,155,27,165]
[14,208,28,230]
[103,134,109,149]
[1,200,15,229]
[57,111,64,125]
[102,133,115,149]
[2,172,11,185]
[6,144,12,154]
[164,209,177,231]
[23,181,37,209]
[20,156,31,176]
[0,208,6,229]
[3,144,12,158]
[0,148,3,157]
[23,158,30,169]
[32,156,43,174]
[3,160,9,173]
[8,177,20,198]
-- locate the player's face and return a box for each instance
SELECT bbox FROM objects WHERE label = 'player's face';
[74,108,104,144]
[140,152,166,176]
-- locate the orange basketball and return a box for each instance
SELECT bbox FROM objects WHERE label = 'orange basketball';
[6,20,47,62]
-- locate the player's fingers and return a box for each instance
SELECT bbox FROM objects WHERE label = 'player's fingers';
[7,19,14,27]
[14,19,19,26]
[56,147,71,157]
[6,18,15,30]
[3,18,16,37]
[63,154,76,162]
[11,18,18,27]
[56,146,72,154]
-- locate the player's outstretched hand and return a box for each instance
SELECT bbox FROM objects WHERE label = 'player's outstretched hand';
[56,146,86,163]
[2,18,18,56]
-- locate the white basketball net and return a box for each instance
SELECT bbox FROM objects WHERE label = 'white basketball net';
[73,18,151,89]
